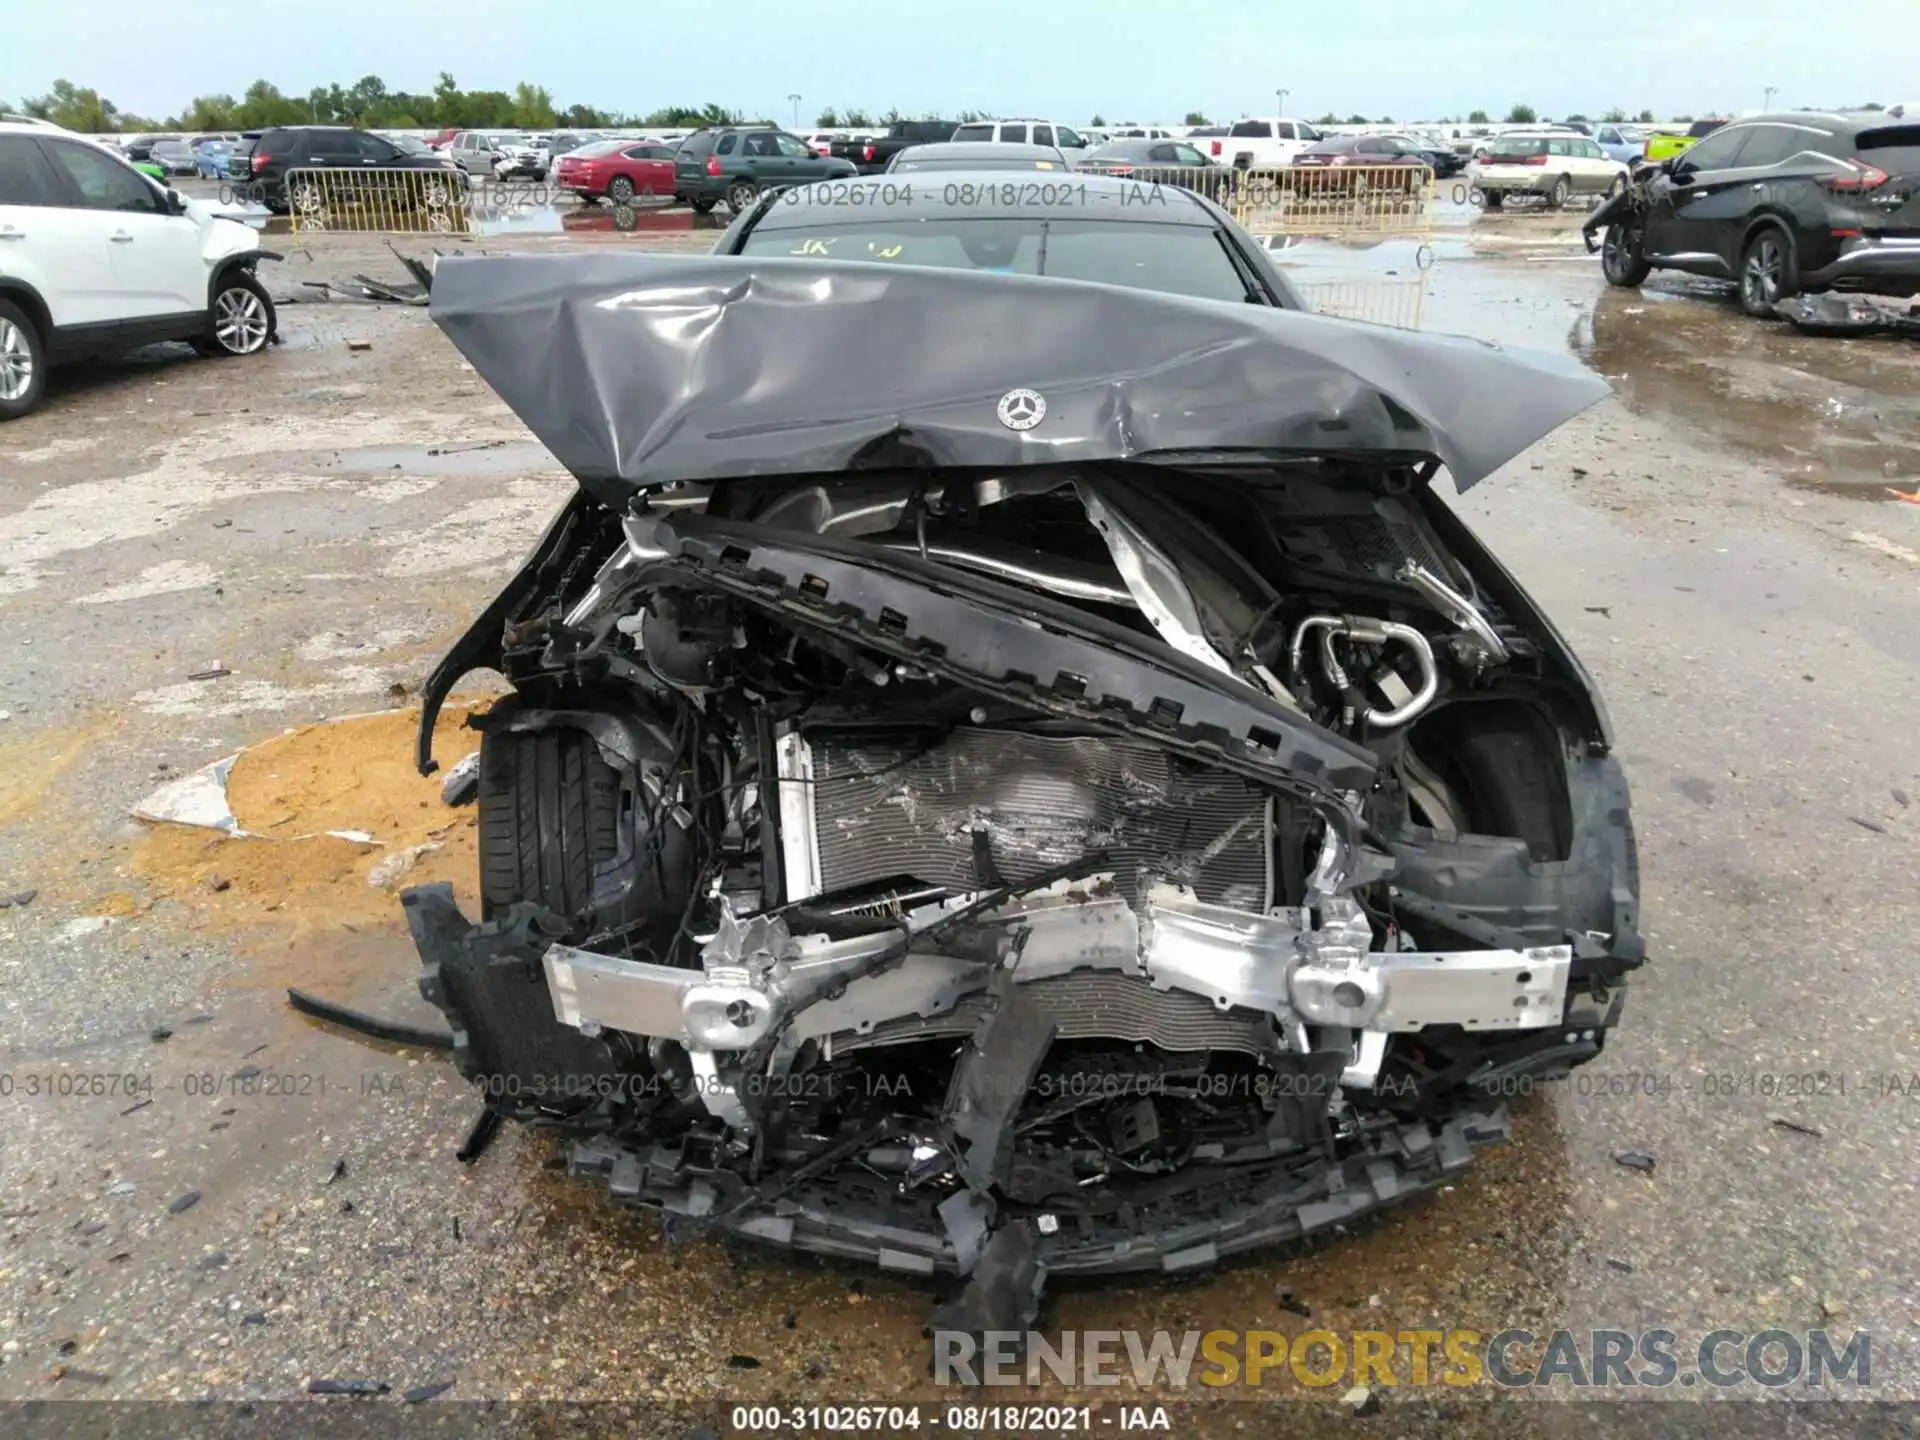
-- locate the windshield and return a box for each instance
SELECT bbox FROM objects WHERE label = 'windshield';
[390,135,431,154]
[742,216,1253,304]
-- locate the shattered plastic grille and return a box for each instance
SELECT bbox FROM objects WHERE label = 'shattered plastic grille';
[808,728,1268,906]
[832,971,1274,1055]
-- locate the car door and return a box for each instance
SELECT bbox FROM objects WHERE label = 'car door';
[0,134,117,329]
[39,137,205,321]
[738,131,784,187]
[1031,124,1056,149]
[998,124,1029,145]
[774,132,822,183]
[1056,126,1087,151]
[1647,125,1757,272]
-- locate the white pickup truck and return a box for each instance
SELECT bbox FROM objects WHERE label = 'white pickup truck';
[1191,117,1326,169]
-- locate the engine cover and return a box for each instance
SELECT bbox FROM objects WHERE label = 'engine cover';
[795,727,1273,908]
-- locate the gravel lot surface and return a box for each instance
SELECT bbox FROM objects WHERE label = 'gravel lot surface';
[0,214,1915,1434]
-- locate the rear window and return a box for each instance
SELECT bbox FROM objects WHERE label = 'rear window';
[1856,125,1920,172]
[1489,138,1548,158]
[1687,119,1726,139]
[1229,120,1272,138]
[740,216,1254,304]
[951,124,993,143]
[0,135,66,206]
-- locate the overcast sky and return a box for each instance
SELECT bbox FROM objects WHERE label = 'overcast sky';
[6,0,1918,123]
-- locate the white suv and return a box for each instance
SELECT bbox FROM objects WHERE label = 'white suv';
[948,119,1090,151]
[1468,132,1628,208]
[0,121,276,420]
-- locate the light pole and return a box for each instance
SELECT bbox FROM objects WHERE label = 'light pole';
[1276,88,1289,116]
[789,93,801,129]
[1763,86,1776,111]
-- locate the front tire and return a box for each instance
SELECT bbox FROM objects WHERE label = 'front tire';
[1602,219,1652,286]
[477,726,622,927]
[194,273,275,357]
[725,179,759,214]
[0,300,48,421]
[1740,226,1798,318]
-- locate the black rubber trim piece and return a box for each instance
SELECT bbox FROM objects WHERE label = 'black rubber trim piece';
[415,488,603,774]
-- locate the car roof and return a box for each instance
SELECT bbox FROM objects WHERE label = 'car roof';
[902,141,1065,159]
[1088,138,1199,156]
[748,171,1217,230]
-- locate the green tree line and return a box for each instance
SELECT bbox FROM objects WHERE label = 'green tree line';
[8,75,757,132]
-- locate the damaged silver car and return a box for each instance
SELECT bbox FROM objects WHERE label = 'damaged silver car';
[406,247,1642,1336]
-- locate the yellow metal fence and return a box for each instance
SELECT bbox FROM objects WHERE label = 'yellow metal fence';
[1083,164,1435,240]
[283,167,471,235]
[1227,164,1435,240]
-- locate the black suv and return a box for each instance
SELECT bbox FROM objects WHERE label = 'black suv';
[241,126,460,213]
[1596,111,1920,315]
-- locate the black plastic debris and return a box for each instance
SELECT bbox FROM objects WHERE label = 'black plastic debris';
[725,1355,763,1369]
[404,1381,455,1404]
[1769,1114,1823,1138]
[440,751,482,807]
[1774,291,1920,337]
[926,1220,1047,1355]
[1605,1257,1634,1273]
[242,1312,267,1326]
[193,1252,229,1271]
[457,1108,503,1164]
[285,987,454,1051]
[167,1191,202,1214]
[120,1099,152,1117]
[306,1378,391,1396]
[326,1158,348,1185]
[1612,1151,1656,1174]
[150,1026,172,1044]
[1850,816,1887,835]
[1343,1385,1383,1416]
[1277,1287,1313,1318]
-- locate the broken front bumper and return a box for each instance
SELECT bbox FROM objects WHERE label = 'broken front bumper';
[543,878,1574,1106]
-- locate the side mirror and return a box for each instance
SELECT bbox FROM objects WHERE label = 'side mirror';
[165,187,188,215]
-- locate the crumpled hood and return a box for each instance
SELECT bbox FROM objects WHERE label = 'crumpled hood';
[429,252,1609,501]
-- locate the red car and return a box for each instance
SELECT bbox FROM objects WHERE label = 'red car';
[553,139,679,203]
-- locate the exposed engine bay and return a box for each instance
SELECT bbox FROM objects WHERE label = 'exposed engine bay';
[406,458,1642,1328]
